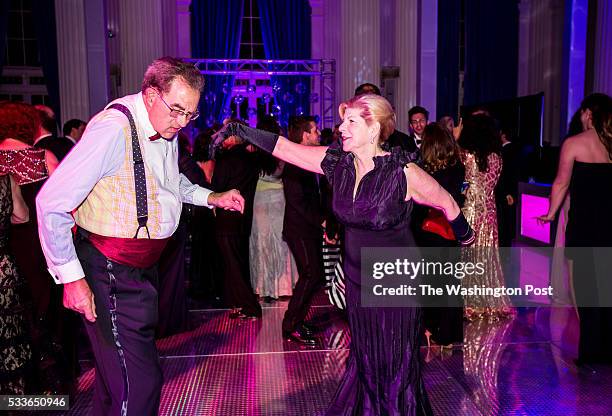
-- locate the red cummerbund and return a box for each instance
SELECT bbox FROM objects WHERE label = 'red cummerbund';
[88,232,169,269]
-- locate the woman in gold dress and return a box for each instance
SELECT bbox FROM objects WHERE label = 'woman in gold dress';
[458,114,513,320]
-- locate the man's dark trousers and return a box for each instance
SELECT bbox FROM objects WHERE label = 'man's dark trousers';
[75,233,163,416]
[282,236,325,333]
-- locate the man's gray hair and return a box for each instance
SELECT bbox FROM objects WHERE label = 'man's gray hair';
[141,57,204,93]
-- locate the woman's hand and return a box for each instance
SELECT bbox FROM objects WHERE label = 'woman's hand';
[536,213,555,225]
[210,123,279,158]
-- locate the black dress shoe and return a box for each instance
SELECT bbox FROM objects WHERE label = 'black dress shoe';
[283,329,317,346]
[574,357,610,367]
[300,322,320,335]
[239,311,261,320]
[297,323,316,336]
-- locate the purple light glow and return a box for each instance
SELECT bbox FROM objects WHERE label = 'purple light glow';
[521,194,551,244]
[519,248,551,304]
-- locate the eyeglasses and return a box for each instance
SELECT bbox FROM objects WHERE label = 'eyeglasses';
[154,90,200,121]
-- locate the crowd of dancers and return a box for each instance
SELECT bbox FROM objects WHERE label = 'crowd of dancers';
[0,56,610,415]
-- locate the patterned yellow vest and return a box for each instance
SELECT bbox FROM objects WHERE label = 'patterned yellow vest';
[74,119,162,238]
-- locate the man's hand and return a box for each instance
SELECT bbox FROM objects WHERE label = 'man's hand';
[63,279,97,322]
[506,195,515,206]
[208,189,245,213]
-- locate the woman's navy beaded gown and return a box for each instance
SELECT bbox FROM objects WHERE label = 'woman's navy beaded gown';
[321,141,433,416]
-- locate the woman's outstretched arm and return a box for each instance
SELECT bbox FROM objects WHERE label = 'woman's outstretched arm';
[404,162,461,220]
[212,123,328,174]
[272,137,327,174]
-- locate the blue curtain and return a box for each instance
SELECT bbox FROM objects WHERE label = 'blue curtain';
[0,0,9,73]
[436,0,460,119]
[258,0,311,126]
[32,0,61,123]
[191,0,244,126]
[463,0,519,106]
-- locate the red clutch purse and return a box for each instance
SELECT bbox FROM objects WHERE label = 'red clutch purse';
[421,208,456,240]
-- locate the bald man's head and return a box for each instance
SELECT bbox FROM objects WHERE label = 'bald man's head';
[34,104,57,136]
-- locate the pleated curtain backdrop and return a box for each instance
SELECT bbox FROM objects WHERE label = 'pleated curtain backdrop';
[32,0,62,124]
[0,0,9,73]
[436,0,461,120]
[191,0,244,126]
[463,0,519,107]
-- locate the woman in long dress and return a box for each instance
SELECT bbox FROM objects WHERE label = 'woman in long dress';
[458,114,513,321]
[213,94,475,415]
[538,93,612,364]
[249,161,299,300]
[249,117,298,300]
[0,173,30,394]
[419,122,466,346]
[0,102,61,393]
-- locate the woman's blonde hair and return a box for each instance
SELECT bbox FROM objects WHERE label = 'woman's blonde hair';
[338,94,396,142]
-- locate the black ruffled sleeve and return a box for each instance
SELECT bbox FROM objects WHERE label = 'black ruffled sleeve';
[320,140,344,185]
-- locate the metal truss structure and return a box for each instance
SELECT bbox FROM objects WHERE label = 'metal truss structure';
[185,59,336,128]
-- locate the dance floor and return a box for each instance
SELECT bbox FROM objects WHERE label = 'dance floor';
[41,294,612,416]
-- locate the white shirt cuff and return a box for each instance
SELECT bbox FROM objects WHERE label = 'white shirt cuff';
[193,187,214,208]
[48,259,86,284]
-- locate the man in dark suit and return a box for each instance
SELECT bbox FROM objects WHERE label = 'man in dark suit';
[495,128,519,247]
[63,119,86,144]
[282,116,324,345]
[33,105,76,162]
[385,127,416,153]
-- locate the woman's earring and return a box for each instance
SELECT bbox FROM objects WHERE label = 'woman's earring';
[370,137,375,144]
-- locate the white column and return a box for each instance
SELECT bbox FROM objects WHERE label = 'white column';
[593,0,612,95]
[395,0,419,132]
[55,0,89,122]
[118,0,164,95]
[380,0,396,67]
[162,0,179,57]
[379,0,398,112]
[310,0,325,61]
[84,0,111,115]
[340,0,380,103]
[105,0,121,99]
[419,0,437,121]
[176,0,192,58]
